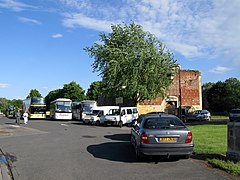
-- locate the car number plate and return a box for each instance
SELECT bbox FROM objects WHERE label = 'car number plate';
[157,137,177,142]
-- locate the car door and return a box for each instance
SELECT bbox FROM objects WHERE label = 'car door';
[126,108,133,123]
[120,109,128,124]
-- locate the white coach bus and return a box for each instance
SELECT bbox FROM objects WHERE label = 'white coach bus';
[50,98,72,120]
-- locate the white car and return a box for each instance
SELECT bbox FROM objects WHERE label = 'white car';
[104,107,138,127]
[194,110,211,121]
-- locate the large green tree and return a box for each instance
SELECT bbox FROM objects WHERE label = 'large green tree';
[26,89,42,98]
[85,22,176,105]
[86,81,103,101]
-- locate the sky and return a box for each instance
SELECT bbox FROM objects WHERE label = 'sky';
[0,0,239,100]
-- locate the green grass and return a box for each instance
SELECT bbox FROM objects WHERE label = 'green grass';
[211,115,229,120]
[189,125,240,175]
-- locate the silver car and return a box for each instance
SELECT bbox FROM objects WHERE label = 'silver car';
[186,110,211,121]
[131,114,194,160]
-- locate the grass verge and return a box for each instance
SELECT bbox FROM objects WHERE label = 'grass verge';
[189,124,240,175]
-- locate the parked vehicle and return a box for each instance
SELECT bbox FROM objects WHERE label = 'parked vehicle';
[229,109,240,121]
[104,107,138,127]
[131,114,194,160]
[5,105,16,117]
[83,106,119,125]
[23,97,46,119]
[186,110,211,121]
[50,98,72,120]
[81,100,97,120]
[72,100,97,121]
[72,101,82,120]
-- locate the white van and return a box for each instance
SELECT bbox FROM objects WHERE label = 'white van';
[103,107,138,127]
[84,106,119,125]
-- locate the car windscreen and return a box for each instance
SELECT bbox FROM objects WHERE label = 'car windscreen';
[87,110,100,115]
[143,117,185,129]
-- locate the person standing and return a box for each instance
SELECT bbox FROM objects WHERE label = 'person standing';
[23,111,29,124]
[15,109,21,125]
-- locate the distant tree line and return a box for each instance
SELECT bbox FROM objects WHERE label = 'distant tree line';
[0,81,102,114]
[202,77,240,115]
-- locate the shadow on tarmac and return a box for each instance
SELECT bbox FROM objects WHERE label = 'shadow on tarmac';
[87,133,181,163]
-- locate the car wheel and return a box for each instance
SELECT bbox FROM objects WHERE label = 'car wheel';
[95,120,100,126]
[197,117,202,121]
[119,121,123,128]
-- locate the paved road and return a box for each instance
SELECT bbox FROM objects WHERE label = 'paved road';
[0,116,236,180]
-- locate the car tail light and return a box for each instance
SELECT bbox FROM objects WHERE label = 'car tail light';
[141,132,149,144]
[185,132,192,143]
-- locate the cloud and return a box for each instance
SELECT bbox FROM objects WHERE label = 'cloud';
[62,13,113,32]
[59,0,240,66]
[0,83,9,88]
[18,16,41,25]
[168,42,202,58]
[0,0,36,11]
[209,66,232,74]
[51,33,63,38]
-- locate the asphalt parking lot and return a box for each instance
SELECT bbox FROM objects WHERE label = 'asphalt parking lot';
[0,116,236,180]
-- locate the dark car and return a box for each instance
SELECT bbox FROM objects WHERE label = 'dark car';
[146,111,167,115]
[229,109,240,121]
[131,114,194,160]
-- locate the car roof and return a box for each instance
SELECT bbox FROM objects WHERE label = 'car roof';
[146,111,166,114]
[141,113,178,118]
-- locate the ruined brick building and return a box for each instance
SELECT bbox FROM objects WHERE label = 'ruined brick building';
[137,67,202,115]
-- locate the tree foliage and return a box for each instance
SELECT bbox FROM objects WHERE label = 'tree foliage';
[62,81,85,101]
[45,89,62,110]
[26,89,42,98]
[84,22,176,105]
[0,98,23,114]
[203,78,240,113]
[45,81,85,110]
[86,81,103,101]
[0,97,10,113]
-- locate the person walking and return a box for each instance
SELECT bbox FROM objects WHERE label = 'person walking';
[23,111,29,124]
[15,109,21,125]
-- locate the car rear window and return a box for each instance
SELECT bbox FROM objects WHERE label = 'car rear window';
[143,117,185,129]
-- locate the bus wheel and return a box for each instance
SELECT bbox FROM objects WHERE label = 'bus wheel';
[119,121,123,128]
